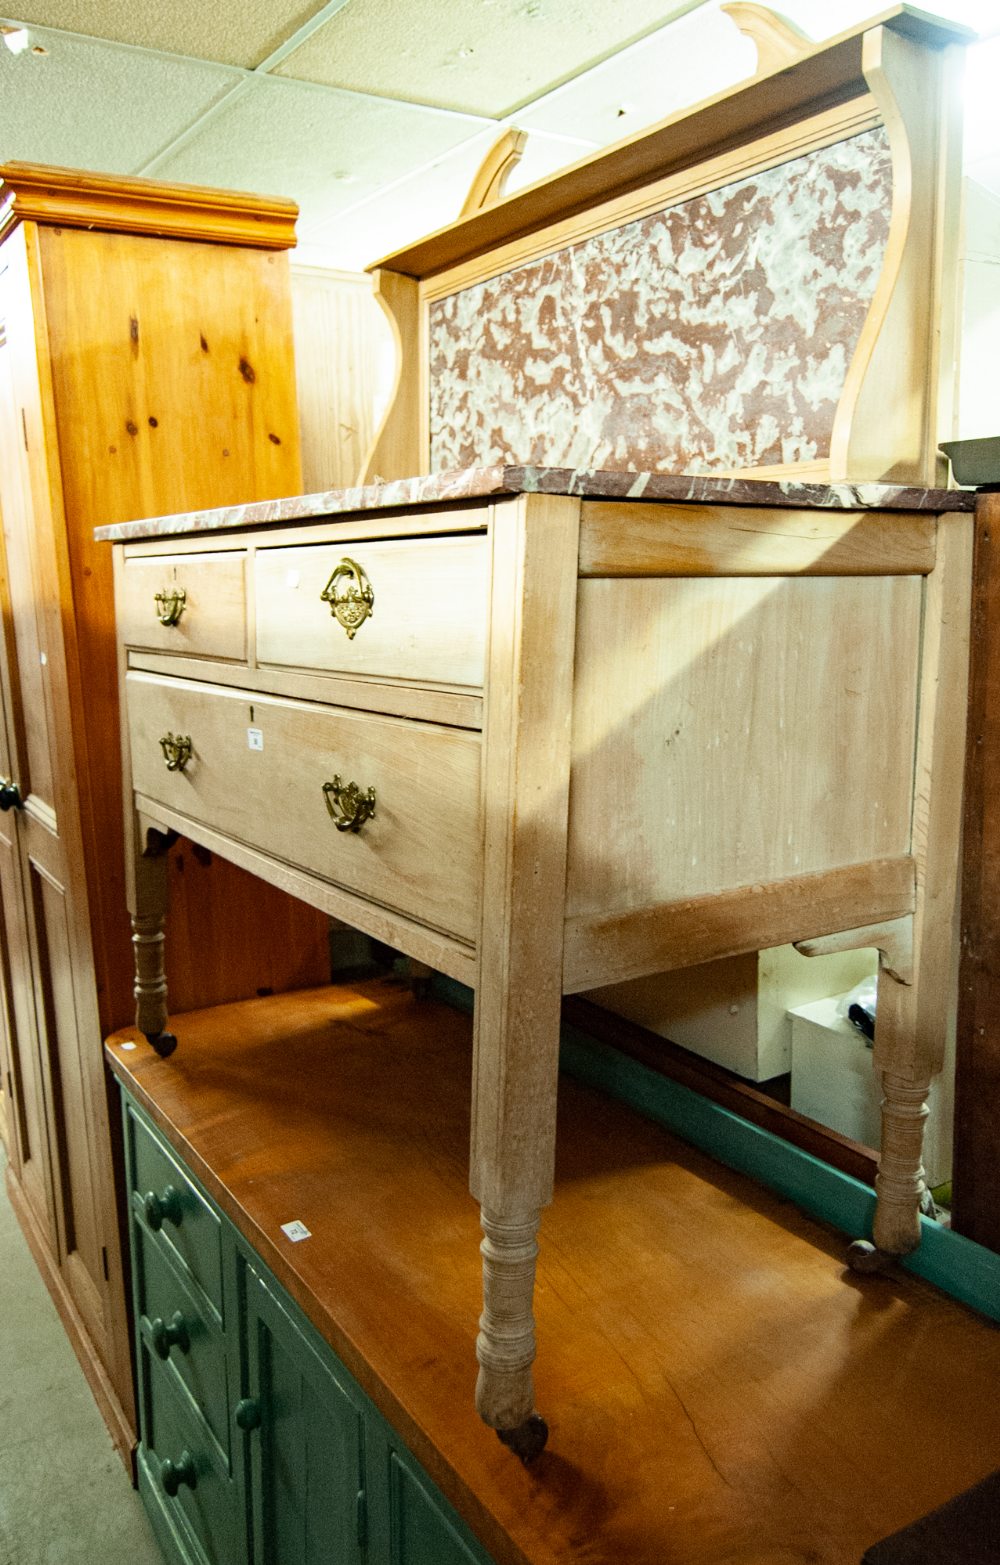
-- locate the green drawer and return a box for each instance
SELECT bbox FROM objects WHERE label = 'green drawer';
[135,1223,231,1463]
[140,1342,242,1565]
[127,1102,223,1318]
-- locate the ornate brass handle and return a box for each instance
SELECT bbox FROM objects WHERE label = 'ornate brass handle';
[160,733,192,773]
[322,775,376,833]
[320,558,374,640]
[154,588,186,626]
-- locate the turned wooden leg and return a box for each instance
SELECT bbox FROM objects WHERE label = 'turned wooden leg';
[131,831,176,1057]
[475,1208,547,1461]
[848,518,972,1275]
[848,1068,931,1273]
[470,494,581,1462]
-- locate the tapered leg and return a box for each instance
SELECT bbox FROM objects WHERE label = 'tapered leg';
[471,494,581,1461]
[850,517,972,1273]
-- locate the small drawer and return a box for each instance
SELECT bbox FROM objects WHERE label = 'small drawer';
[120,551,247,661]
[126,672,482,942]
[254,533,487,687]
[135,1224,230,1461]
[140,1343,240,1565]
[127,1103,224,1317]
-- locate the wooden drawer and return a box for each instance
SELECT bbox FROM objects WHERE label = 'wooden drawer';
[140,1343,241,1565]
[135,1224,231,1461]
[120,551,247,661]
[254,533,487,687]
[127,1101,224,1317]
[126,672,482,942]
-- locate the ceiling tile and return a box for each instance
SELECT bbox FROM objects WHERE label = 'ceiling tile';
[152,76,489,238]
[299,126,595,268]
[0,30,239,172]
[273,0,705,118]
[6,1,325,69]
[514,5,754,145]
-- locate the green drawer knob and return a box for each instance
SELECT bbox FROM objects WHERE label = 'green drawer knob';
[143,1185,183,1231]
[151,1311,190,1360]
[235,1397,261,1432]
[160,1451,197,1497]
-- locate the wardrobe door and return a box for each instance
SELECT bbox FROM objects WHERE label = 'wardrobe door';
[0,232,116,1367]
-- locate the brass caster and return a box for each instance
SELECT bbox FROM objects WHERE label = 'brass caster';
[847,1239,891,1274]
[145,1030,178,1059]
[496,1413,548,1466]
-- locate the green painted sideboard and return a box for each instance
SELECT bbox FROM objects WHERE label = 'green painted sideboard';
[119,1086,494,1565]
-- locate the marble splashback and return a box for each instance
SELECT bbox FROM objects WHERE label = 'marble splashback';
[428,126,892,474]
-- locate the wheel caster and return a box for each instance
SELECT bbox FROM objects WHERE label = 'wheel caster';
[496,1413,548,1466]
[847,1238,889,1274]
[145,1030,178,1059]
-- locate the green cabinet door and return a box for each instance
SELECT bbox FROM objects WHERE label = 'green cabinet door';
[241,1256,367,1565]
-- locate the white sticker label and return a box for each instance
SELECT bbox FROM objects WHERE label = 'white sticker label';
[280,1220,311,1242]
[286,569,300,589]
[247,727,264,751]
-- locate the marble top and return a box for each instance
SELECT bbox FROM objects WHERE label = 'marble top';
[94,464,976,542]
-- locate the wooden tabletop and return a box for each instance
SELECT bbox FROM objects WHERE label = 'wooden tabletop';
[107,980,1000,1565]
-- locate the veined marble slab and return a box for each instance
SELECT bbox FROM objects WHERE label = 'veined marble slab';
[95,466,974,543]
[428,126,892,475]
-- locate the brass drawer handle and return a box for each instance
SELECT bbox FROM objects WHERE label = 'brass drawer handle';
[320,557,373,639]
[323,775,376,833]
[151,1311,190,1360]
[160,733,192,773]
[154,588,186,626]
[143,1185,184,1230]
[160,1451,197,1496]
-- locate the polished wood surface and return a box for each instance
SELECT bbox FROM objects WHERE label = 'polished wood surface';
[0,169,329,1463]
[106,981,1000,1565]
[955,490,1000,1249]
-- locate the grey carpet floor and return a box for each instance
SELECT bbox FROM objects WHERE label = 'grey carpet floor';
[0,1148,164,1565]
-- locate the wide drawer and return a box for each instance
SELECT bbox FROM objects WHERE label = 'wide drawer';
[120,551,247,661]
[254,533,488,687]
[140,1343,241,1565]
[135,1224,231,1461]
[126,1100,224,1317]
[126,672,482,942]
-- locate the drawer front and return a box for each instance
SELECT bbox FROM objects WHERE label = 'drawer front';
[127,1102,224,1317]
[135,1224,230,1461]
[127,673,482,942]
[140,1344,241,1565]
[254,534,488,687]
[121,552,247,661]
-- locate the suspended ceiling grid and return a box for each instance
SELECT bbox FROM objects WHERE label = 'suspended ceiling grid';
[0,0,997,269]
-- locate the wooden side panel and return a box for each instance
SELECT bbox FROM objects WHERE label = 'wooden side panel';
[953,496,1000,1247]
[566,574,922,918]
[34,220,329,1030]
[289,266,389,493]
